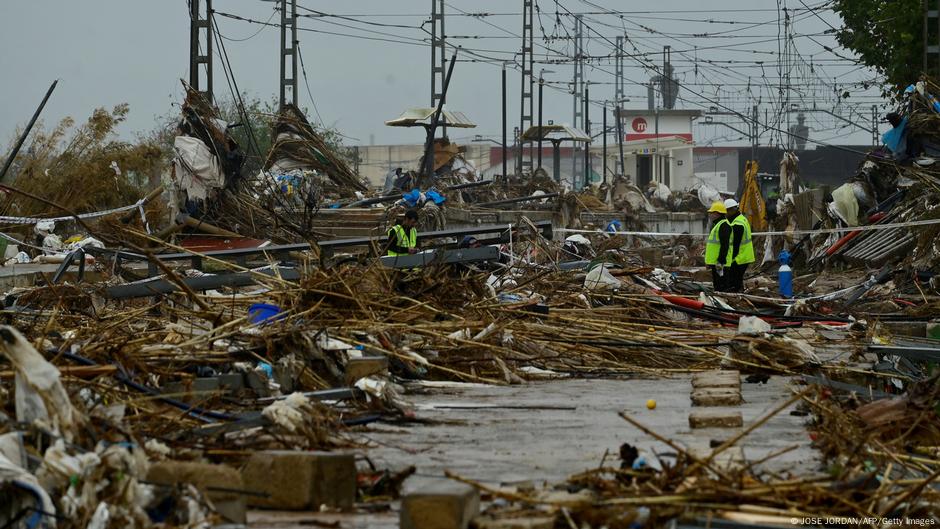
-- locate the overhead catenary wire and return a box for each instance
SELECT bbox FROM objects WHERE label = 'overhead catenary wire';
[215,0,883,151]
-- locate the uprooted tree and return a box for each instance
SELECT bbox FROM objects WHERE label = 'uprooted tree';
[148,94,359,179]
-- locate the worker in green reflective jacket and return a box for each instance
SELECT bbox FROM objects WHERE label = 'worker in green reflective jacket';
[717,198,755,293]
[385,209,420,256]
[703,201,729,291]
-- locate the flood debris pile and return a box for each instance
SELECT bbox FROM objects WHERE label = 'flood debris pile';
[772,77,940,280]
[264,103,366,200]
[464,386,939,527]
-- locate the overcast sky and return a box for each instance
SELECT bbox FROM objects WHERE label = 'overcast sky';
[1,1,886,150]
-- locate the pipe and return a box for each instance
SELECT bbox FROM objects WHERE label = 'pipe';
[1,80,58,182]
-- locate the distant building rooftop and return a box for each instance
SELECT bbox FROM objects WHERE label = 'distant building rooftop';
[615,108,703,118]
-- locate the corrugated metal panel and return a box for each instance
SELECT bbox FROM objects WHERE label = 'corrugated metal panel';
[520,123,591,142]
[385,108,476,128]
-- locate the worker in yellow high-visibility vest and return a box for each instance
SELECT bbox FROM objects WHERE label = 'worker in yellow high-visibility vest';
[703,201,729,291]
[385,209,420,256]
[717,198,755,293]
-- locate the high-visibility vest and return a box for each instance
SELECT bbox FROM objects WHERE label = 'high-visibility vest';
[704,219,729,265]
[727,214,755,265]
[387,224,417,256]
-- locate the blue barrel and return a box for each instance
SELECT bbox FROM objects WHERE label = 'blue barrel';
[778,250,793,298]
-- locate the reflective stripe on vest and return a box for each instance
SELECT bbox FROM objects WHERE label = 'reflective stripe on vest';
[704,219,728,265]
[728,215,755,265]
[387,225,417,256]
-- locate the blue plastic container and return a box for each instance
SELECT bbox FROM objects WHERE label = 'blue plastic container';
[778,250,793,298]
[248,303,285,325]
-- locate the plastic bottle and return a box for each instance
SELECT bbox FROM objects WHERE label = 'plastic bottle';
[778,250,793,298]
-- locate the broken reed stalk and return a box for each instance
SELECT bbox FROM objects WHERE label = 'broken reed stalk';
[696,388,809,471]
[617,411,732,482]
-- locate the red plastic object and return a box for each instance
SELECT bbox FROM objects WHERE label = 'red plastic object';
[661,295,705,310]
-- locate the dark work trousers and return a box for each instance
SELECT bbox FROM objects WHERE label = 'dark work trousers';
[710,265,727,292]
[727,263,749,293]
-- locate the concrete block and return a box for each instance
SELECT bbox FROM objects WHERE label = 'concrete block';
[691,387,742,407]
[147,461,245,524]
[689,410,743,429]
[401,481,480,529]
[881,321,926,338]
[474,515,556,529]
[691,370,740,389]
[241,450,356,510]
[344,356,389,385]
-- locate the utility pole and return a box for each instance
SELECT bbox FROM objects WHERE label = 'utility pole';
[782,7,792,149]
[279,0,298,109]
[538,75,544,170]
[616,106,625,179]
[871,104,879,146]
[751,104,759,161]
[502,63,508,178]
[602,102,607,184]
[422,52,458,179]
[571,15,584,185]
[189,0,213,103]
[519,0,534,173]
[431,0,446,136]
[584,85,590,189]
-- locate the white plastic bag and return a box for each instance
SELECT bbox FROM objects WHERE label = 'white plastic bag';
[584,264,621,290]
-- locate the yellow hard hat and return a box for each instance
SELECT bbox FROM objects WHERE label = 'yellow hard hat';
[708,201,727,214]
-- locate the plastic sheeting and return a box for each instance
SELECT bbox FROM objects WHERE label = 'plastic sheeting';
[830,183,860,227]
[172,136,224,201]
[0,326,79,440]
[584,263,622,290]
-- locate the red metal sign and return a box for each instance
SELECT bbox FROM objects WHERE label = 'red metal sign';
[631,117,648,133]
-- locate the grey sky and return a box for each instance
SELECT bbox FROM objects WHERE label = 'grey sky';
[1,1,884,150]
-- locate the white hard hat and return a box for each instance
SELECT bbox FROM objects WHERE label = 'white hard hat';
[723,198,739,209]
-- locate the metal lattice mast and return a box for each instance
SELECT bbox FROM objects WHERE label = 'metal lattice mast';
[189,0,213,103]
[518,0,534,173]
[614,36,624,175]
[431,0,446,136]
[615,36,624,104]
[571,15,584,184]
[279,0,298,109]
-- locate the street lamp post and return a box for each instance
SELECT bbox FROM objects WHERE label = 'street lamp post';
[537,69,555,173]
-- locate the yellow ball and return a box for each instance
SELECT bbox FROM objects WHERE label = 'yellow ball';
[646,399,657,410]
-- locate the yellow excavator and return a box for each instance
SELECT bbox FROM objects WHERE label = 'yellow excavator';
[739,160,767,233]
